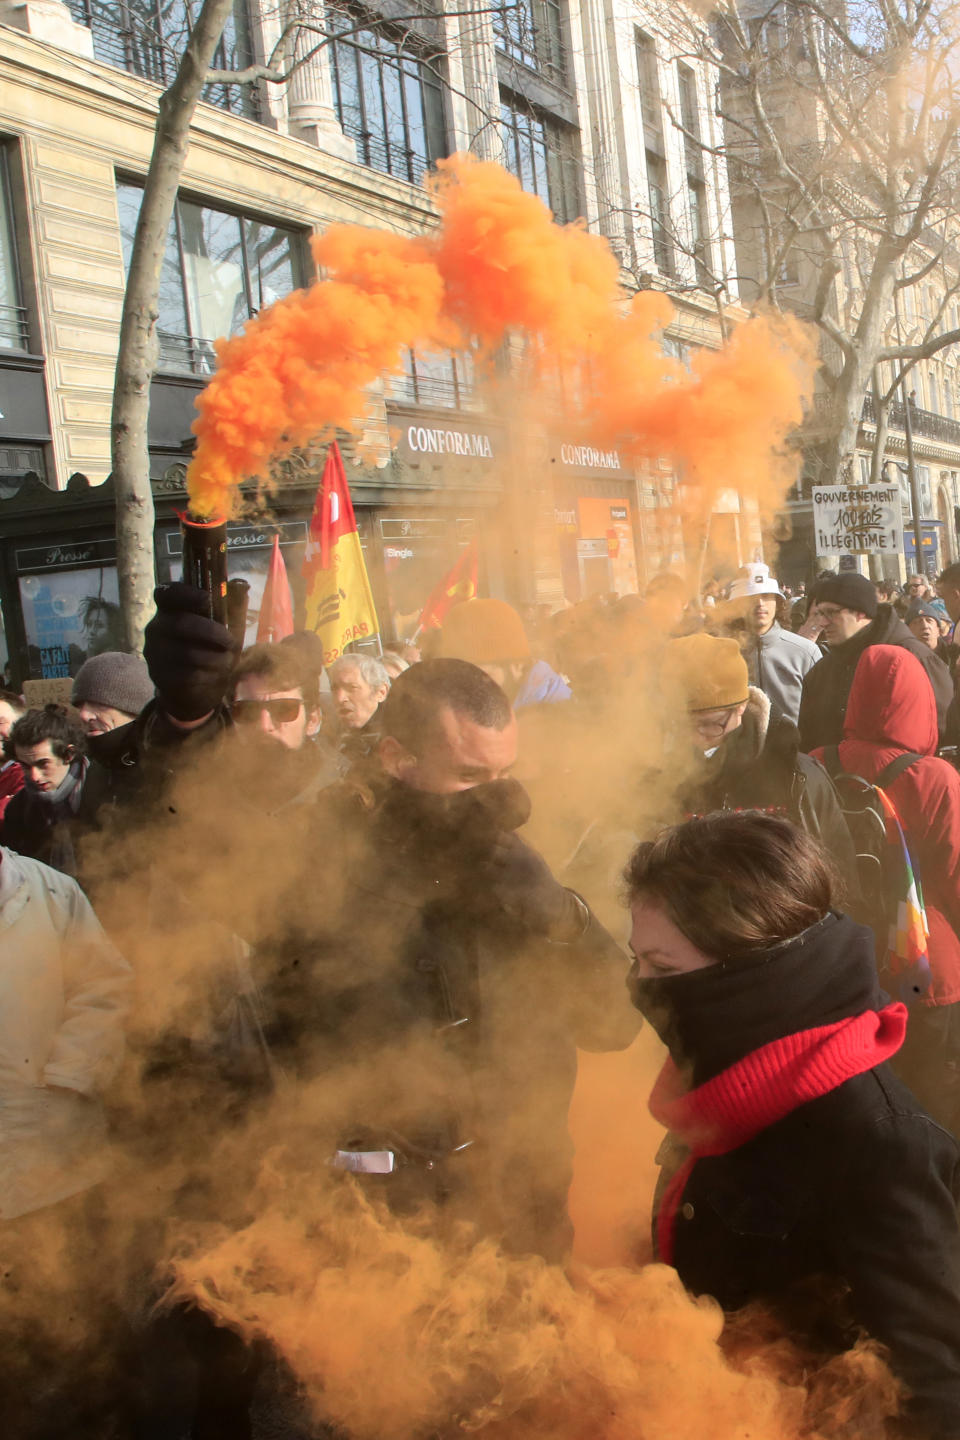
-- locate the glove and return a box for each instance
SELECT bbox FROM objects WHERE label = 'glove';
[144,583,238,722]
[480,833,589,942]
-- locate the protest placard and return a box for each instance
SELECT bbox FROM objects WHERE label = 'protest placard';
[812,484,904,557]
[21,678,74,708]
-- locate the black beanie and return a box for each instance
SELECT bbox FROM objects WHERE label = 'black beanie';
[812,573,878,619]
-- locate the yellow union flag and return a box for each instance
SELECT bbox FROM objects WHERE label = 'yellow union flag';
[302,441,379,665]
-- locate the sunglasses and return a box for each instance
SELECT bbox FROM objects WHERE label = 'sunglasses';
[232,698,304,724]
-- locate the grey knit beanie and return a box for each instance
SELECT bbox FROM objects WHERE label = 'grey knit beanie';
[72,652,155,718]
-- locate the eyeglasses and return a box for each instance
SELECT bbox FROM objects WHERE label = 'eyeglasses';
[691,707,742,738]
[232,698,304,725]
[908,581,926,590]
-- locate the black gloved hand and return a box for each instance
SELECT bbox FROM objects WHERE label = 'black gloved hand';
[144,583,238,723]
[480,833,589,942]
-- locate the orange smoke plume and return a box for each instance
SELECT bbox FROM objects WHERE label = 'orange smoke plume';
[172,1169,899,1440]
[187,230,446,518]
[185,156,813,520]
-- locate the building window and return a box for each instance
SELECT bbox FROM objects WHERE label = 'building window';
[645,156,674,277]
[494,0,565,85]
[0,148,28,352]
[498,90,581,223]
[636,32,676,279]
[662,335,691,368]
[387,348,475,409]
[116,182,304,375]
[327,9,447,185]
[66,0,259,119]
[676,64,710,288]
[929,370,940,414]
[636,30,661,127]
[919,464,932,515]
[776,238,799,286]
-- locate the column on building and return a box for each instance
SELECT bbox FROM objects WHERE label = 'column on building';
[442,0,501,157]
[276,0,356,158]
[565,0,628,253]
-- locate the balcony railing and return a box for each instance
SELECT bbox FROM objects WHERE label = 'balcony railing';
[810,390,960,447]
[861,391,960,446]
[387,371,476,410]
[158,330,217,377]
[0,303,29,350]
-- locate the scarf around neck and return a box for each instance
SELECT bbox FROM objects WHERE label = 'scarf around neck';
[25,757,86,811]
[649,1002,907,1264]
[629,912,883,1084]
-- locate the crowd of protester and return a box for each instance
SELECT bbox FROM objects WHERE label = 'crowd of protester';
[5,560,960,1437]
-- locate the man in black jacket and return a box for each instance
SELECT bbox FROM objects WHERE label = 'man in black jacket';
[263,658,640,1262]
[798,572,953,750]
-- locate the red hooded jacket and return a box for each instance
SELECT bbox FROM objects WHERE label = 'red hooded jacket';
[812,644,960,1006]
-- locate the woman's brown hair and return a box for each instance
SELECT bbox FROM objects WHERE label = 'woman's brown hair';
[623,811,838,961]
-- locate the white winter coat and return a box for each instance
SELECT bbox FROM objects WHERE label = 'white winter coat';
[0,848,131,1218]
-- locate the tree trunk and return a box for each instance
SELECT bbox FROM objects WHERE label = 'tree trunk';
[112,0,241,653]
[816,258,898,489]
[869,395,890,488]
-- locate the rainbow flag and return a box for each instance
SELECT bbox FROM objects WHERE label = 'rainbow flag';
[876,785,931,1003]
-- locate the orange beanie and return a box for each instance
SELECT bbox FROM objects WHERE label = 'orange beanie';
[439,599,531,664]
[661,634,749,710]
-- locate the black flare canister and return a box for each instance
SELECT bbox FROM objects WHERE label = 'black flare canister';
[180,512,228,625]
[226,578,251,649]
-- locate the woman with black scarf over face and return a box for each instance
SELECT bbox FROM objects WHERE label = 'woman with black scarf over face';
[626,812,960,1440]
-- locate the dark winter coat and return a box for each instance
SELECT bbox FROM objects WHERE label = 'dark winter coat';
[0,762,93,875]
[675,687,862,909]
[336,707,384,770]
[812,645,960,1007]
[632,913,960,1440]
[263,774,640,1260]
[798,602,953,751]
[78,700,231,824]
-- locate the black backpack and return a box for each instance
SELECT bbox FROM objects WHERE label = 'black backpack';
[821,746,922,940]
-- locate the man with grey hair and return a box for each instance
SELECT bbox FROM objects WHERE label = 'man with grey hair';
[328,653,391,766]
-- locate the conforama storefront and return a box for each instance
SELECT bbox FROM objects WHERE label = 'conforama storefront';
[0,417,506,683]
[549,438,642,602]
[0,408,650,684]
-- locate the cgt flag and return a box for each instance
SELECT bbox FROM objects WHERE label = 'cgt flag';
[256,534,294,644]
[303,441,379,664]
[418,539,479,632]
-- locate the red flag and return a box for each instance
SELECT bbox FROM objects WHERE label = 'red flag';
[256,535,294,644]
[302,441,379,664]
[418,539,479,632]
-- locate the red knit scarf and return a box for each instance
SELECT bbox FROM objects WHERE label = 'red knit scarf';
[649,1003,907,1265]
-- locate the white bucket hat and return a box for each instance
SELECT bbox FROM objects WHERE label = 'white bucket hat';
[725,563,784,602]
